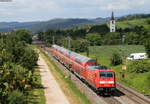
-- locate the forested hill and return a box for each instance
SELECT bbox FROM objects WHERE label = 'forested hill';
[24,19,100,32]
[0,13,149,32]
[0,18,109,32]
[118,13,150,21]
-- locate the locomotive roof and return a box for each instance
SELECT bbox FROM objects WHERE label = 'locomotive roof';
[87,65,108,70]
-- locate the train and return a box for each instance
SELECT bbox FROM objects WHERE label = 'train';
[50,44,116,95]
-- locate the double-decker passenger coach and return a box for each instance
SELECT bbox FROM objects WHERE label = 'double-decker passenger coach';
[51,45,116,95]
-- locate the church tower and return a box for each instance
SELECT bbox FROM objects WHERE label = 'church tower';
[110,11,116,32]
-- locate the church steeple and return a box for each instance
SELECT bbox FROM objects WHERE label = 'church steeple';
[111,11,115,20]
[110,11,116,32]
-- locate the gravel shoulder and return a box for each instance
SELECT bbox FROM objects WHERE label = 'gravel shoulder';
[37,54,70,104]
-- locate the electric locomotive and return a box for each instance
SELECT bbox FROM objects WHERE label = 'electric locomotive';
[51,45,116,94]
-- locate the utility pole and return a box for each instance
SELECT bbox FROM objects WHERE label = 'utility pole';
[122,34,125,45]
[68,36,71,58]
[53,36,55,44]
[68,37,71,50]
[68,36,71,78]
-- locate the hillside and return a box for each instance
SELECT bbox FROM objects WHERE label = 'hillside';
[25,19,99,32]
[105,13,150,30]
[0,18,108,32]
[0,13,149,32]
[117,17,150,29]
[118,13,150,21]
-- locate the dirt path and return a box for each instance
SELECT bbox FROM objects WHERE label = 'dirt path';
[38,54,70,104]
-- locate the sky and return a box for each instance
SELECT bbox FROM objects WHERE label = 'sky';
[0,0,150,22]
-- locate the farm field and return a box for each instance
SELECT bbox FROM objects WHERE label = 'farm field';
[88,45,145,65]
[116,18,150,29]
[82,45,150,96]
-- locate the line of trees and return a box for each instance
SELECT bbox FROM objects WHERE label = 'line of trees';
[37,23,150,54]
[0,30,38,104]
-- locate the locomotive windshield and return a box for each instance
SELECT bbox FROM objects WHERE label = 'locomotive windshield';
[100,71,113,78]
[97,66,108,70]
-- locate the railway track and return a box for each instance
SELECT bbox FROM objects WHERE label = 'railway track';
[117,83,150,104]
[40,45,150,104]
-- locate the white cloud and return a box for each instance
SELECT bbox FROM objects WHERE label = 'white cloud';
[0,0,149,21]
[133,0,148,5]
[101,2,130,10]
[100,0,150,10]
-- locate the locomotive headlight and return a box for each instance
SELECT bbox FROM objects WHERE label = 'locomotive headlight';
[108,81,114,84]
[99,81,106,84]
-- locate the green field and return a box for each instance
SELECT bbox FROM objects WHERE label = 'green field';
[88,45,145,65]
[116,18,150,29]
[82,45,150,96]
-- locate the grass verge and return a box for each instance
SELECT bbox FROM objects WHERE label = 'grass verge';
[37,46,91,104]
[26,68,45,104]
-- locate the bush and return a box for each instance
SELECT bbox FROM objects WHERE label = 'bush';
[148,72,150,87]
[128,60,150,73]
[145,38,150,58]
[8,90,26,104]
[110,52,122,66]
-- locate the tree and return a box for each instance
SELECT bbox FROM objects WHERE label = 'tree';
[18,47,38,70]
[125,32,140,45]
[86,33,102,46]
[89,24,109,35]
[147,19,150,24]
[144,38,150,58]
[0,31,39,103]
[37,31,44,41]
[13,29,32,44]
[103,32,122,45]
[141,29,150,44]
[148,72,150,87]
[0,49,13,66]
[70,28,86,38]
[72,38,89,52]
[110,52,122,66]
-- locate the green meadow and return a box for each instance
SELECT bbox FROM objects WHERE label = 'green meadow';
[117,18,150,29]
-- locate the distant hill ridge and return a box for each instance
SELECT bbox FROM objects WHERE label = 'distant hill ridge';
[0,18,108,32]
[118,13,150,21]
[0,13,149,32]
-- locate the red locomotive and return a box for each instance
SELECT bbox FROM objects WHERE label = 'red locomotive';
[51,45,116,95]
